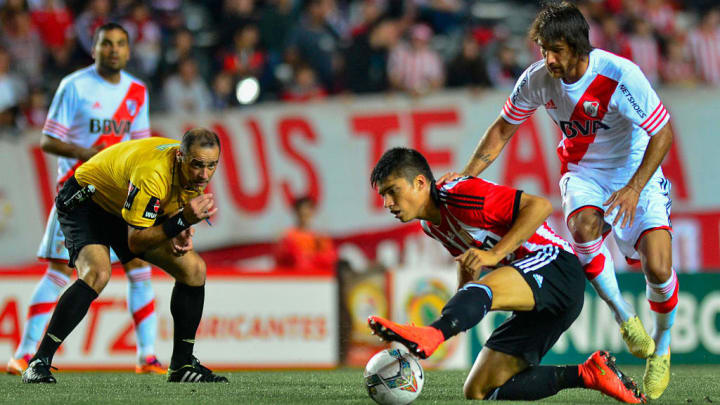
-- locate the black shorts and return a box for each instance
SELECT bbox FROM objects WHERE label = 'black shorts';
[55,176,138,267]
[484,247,585,366]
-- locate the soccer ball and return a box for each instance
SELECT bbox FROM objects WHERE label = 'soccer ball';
[364,348,425,405]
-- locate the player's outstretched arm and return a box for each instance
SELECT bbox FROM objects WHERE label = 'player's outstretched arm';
[604,122,673,228]
[456,193,552,272]
[127,194,216,255]
[40,134,102,161]
[437,116,520,184]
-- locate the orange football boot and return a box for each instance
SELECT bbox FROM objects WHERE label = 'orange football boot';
[367,315,444,359]
[7,354,32,375]
[136,355,166,374]
[579,350,646,404]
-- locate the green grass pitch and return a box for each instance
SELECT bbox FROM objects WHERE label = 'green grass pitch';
[1,365,718,404]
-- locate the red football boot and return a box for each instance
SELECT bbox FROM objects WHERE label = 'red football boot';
[367,315,445,359]
[579,350,646,404]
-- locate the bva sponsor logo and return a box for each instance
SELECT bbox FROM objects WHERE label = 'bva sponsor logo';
[559,120,610,138]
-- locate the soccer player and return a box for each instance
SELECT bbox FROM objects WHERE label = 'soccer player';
[7,23,163,376]
[367,148,645,403]
[22,130,227,384]
[437,2,676,399]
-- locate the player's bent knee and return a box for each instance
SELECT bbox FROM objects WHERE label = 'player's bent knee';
[181,257,206,286]
[463,381,493,400]
[568,210,604,241]
[82,267,112,293]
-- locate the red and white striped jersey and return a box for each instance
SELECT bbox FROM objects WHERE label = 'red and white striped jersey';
[688,27,720,85]
[420,177,573,264]
[42,65,151,186]
[501,48,669,175]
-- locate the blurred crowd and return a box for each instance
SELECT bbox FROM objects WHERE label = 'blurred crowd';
[1,0,719,136]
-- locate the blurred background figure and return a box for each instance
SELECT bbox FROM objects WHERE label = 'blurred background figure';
[281,63,327,102]
[628,18,660,85]
[0,47,27,137]
[122,2,162,80]
[275,196,337,274]
[447,33,490,91]
[73,0,111,55]
[388,23,444,96]
[660,36,697,87]
[285,0,340,92]
[162,57,212,113]
[487,43,523,89]
[688,7,720,86]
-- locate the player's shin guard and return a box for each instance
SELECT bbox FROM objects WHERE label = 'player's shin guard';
[430,283,492,340]
[169,282,205,370]
[574,238,634,323]
[14,268,69,358]
[485,366,582,400]
[646,269,678,355]
[127,266,157,361]
[33,279,98,364]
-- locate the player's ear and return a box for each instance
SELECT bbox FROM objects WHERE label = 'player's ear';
[176,150,183,163]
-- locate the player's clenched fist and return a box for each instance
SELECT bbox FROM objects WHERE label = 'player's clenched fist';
[183,194,217,224]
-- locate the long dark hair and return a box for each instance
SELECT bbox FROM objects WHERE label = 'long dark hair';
[529,1,593,56]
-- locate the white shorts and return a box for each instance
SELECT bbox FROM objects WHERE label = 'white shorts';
[560,166,672,261]
[37,205,121,263]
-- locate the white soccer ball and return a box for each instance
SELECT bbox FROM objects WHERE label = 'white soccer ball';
[364,348,425,405]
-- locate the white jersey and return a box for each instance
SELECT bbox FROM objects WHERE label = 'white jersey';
[42,65,151,186]
[501,48,670,175]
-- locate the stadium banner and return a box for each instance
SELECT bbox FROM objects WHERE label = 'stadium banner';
[0,88,719,268]
[0,268,338,369]
[467,273,720,365]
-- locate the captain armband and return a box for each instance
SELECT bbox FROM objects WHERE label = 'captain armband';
[162,211,191,238]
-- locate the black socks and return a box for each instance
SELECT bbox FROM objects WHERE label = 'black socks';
[431,283,492,340]
[34,279,98,364]
[486,365,582,400]
[169,282,205,370]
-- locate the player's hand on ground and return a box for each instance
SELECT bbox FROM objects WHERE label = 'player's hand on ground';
[455,248,500,273]
[436,171,464,184]
[603,185,641,228]
[183,194,217,224]
[171,227,194,256]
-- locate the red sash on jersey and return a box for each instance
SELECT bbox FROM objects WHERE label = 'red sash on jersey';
[56,82,146,187]
[557,74,618,174]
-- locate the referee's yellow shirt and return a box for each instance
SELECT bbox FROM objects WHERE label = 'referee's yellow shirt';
[75,137,203,228]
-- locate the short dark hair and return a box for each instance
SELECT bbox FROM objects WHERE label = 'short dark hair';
[92,22,130,47]
[370,147,435,188]
[292,195,316,211]
[181,127,221,154]
[529,1,593,56]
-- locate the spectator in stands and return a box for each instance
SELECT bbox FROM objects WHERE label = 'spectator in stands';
[688,7,720,86]
[158,28,210,84]
[162,58,212,113]
[29,0,75,52]
[0,10,44,86]
[388,23,444,96]
[447,33,491,90]
[598,15,630,57]
[210,71,236,110]
[628,18,660,84]
[0,47,27,136]
[122,2,162,79]
[660,36,697,86]
[645,0,677,38]
[221,24,266,79]
[74,0,111,55]
[21,87,48,129]
[286,0,341,91]
[487,43,523,89]
[275,196,337,274]
[218,0,258,48]
[281,64,327,102]
[345,18,400,94]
